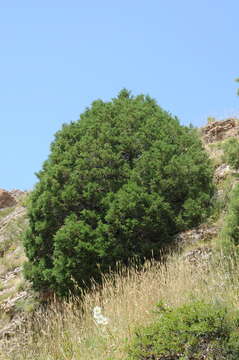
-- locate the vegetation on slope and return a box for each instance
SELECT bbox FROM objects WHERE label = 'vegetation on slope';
[23,90,214,297]
[127,301,239,359]
[0,193,38,342]
[1,113,239,359]
[222,138,239,170]
[3,251,239,360]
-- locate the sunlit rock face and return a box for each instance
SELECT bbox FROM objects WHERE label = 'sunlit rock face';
[202,118,239,143]
[0,189,16,209]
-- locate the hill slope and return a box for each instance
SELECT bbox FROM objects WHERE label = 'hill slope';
[0,191,38,343]
[1,117,239,359]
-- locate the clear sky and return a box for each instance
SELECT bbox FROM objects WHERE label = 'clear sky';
[0,1,238,190]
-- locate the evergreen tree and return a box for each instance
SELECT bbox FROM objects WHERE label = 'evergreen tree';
[24,90,214,296]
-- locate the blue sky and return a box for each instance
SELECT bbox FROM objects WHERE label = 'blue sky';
[0,1,238,190]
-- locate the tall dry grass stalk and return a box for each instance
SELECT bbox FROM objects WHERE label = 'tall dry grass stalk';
[1,250,239,360]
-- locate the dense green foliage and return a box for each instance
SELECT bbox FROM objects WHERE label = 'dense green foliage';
[24,90,214,296]
[127,301,239,360]
[222,138,239,170]
[221,183,239,248]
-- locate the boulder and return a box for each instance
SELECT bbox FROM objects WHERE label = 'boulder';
[0,189,16,209]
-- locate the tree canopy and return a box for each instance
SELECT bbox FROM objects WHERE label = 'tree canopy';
[24,90,214,296]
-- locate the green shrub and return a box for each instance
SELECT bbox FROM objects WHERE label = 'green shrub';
[24,90,214,296]
[222,138,239,169]
[207,116,216,123]
[127,301,239,360]
[221,183,239,249]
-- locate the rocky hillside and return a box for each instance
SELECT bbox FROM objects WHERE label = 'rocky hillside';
[0,190,37,342]
[0,117,239,350]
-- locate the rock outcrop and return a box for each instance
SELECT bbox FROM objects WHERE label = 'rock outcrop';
[0,190,16,209]
[175,224,218,248]
[202,118,239,143]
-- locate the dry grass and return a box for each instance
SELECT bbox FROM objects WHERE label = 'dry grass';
[1,249,239,360]
[0,208,15,221]
[0,249,26,277]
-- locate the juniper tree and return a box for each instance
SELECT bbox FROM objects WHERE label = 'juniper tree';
[24,90,214,296]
